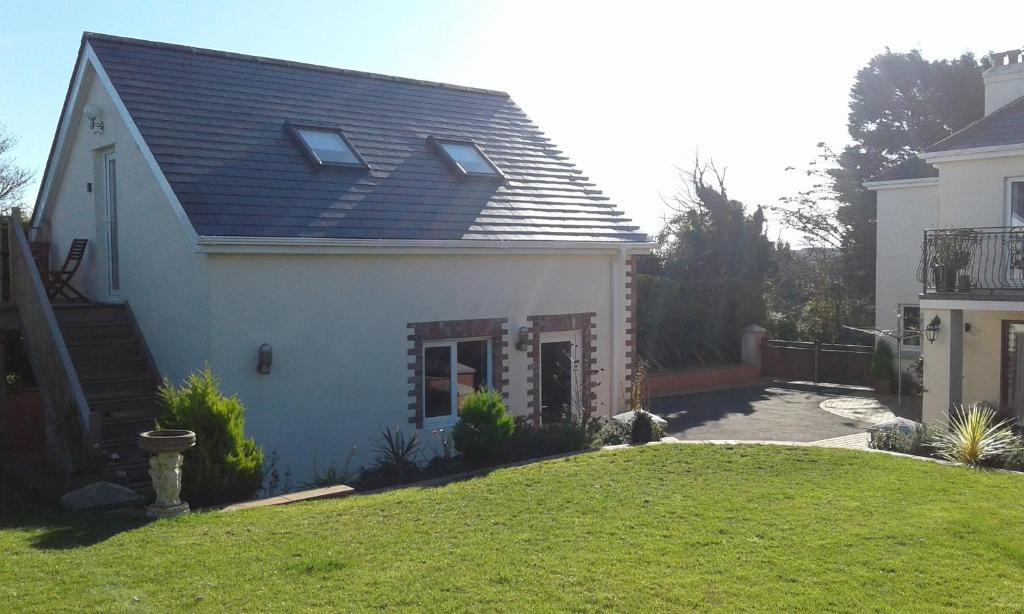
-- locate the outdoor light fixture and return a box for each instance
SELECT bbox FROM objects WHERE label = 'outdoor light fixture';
[925,316,941,343]
[83,103,104,135]
[257,343,273,374]
[515,326,530,351]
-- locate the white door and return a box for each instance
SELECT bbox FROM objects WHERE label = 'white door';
[539,331,582,423]
[104,151,121,301]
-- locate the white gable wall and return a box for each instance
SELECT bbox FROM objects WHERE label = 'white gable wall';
[873,181,937,353]
[40,63,211,385]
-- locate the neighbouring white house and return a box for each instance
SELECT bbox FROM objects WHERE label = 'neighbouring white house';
[25,33,653,482]
[867,48,1024,427]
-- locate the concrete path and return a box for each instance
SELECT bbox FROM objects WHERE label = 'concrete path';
[650,382,876,443]
[818,397,895,425]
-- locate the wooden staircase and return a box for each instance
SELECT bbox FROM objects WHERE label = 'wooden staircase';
[53,304,161,491]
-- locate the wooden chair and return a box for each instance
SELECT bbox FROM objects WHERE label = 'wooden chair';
[46,239,89,302]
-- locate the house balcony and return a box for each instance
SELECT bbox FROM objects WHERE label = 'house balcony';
[918,227,1024,298]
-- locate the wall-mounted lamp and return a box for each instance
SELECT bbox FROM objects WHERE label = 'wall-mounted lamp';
[925,316,941,343]
[257,343,273,374]
[83,103,104,135]
[515,326,530,351]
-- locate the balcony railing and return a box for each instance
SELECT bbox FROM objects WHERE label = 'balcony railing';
[918,227,1024,294]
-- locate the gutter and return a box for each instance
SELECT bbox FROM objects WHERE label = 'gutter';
[196,235,658,255]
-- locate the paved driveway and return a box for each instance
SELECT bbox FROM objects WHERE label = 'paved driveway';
[650,382,875,442]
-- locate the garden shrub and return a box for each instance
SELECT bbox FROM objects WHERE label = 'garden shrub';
[590,417,630,446]
[997,440,1024,471]
[629,411,664,445]
[868,424,934,456]
[870,341,895,381]
[356,426,421,489]
[930,403,1018,466]
[157,367,264,507]
[505,414,596,460]
[452,390,515,462]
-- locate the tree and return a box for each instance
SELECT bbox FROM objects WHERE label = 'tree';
[0,124,33,216]
[638,159,773,369]
[774,49,987,328]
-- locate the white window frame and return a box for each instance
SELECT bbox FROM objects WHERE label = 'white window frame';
[422,337,492,427]
[898,304,921,348]
[1005,177,1024,227]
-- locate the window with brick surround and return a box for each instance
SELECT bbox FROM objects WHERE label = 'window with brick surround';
[407,318,508,428]
[424,338,491,423]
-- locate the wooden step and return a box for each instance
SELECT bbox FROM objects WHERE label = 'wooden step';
[52,304,130,325]
[92,394,159,418]
[75,357,150,381]
[66,337,142,361]
[59,320,136,342]
[83,376,158,401]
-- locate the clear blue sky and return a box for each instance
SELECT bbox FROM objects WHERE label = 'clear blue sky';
[3,1,1022,242]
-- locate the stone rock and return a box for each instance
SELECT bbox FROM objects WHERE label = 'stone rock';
[867,417,923,436]
[612,410,668,426]
[60,481,143,511]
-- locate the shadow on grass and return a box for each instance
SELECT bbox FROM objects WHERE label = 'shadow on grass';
[0,473,152,550]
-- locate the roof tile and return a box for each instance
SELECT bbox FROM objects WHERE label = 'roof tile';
[86,34,648,243]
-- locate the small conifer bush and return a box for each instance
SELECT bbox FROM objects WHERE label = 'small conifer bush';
[452,390,515,462]
[157,367,264,506]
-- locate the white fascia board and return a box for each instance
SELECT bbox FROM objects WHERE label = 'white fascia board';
[922,143,1024,164]
[196,235,658,256]
[918,297,1024,312]
[862,177,939,190]
[33,43,198,244]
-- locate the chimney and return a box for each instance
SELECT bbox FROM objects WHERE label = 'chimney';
[984,49,1024,115]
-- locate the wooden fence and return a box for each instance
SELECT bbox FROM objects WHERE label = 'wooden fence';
[761,339,873,386]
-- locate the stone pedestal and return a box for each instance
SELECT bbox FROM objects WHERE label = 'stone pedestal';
[147,451,189,518]
[138,429,196,518]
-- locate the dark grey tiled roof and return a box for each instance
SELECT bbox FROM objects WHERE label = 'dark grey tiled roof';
[926,95,1024,153]
[86,33,648,243]
[867,157,938,182]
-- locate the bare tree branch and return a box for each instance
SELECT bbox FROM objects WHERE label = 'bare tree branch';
[0,124,34,215]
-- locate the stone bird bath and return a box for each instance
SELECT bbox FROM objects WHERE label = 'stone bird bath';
[138,429,196,518]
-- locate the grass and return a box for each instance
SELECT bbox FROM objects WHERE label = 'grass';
[3,444,1024,612]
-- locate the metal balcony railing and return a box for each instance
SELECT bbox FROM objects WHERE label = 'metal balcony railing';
[918,227,1024,294]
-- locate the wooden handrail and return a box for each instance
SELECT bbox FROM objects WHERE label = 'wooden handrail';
[7,208,93,451]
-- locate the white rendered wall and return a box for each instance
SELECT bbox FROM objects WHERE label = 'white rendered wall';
[873,182,937,362]
[933,155,1024,228]
[204,251,625,479]
[40,65,211,385]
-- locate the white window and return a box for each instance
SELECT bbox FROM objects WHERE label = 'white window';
[1008,179,1024,226]
[423,338,492,424]
[430,137,502,178]
[900,305,921,347]
[288,123,366,168]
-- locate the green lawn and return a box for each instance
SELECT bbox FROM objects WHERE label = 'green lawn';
[3,445,1024,612]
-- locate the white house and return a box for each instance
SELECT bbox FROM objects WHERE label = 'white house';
[28,33,653,483]
[867,48,1024,426]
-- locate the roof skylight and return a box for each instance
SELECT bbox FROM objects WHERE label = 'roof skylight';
[430,137,503,180]
[288,123,367,169]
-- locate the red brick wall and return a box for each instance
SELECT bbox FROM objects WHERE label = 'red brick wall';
[625,254,638,406]
[406,318,508,427]
[646,364,761,398]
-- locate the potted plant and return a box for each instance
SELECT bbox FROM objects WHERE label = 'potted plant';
[930,229,976,293]
[870,340,895,396]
